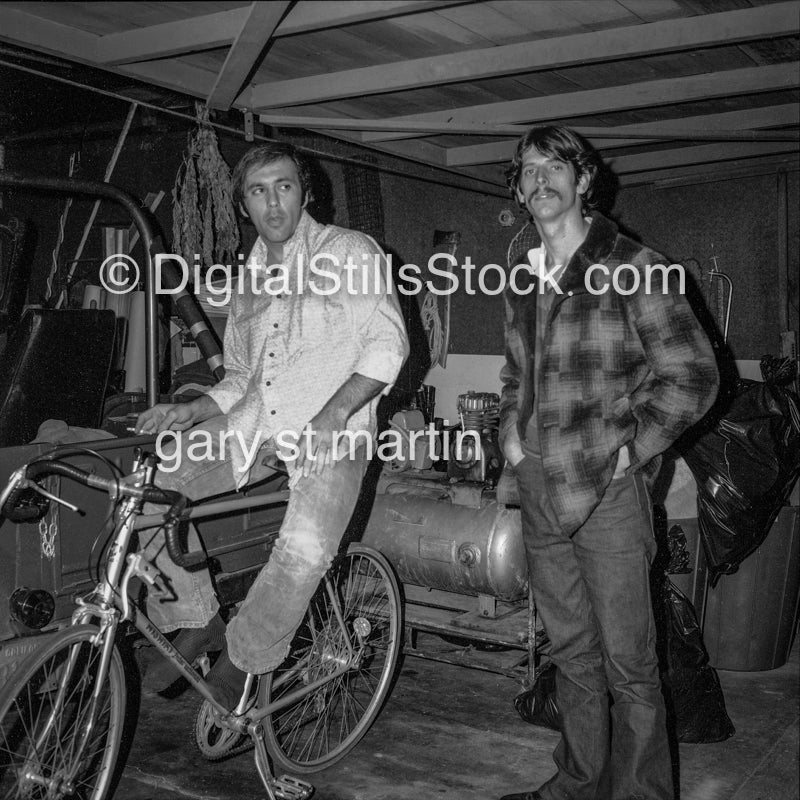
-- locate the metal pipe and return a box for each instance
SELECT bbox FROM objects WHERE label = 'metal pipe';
[0,171,159,406]
[709,264,733,344]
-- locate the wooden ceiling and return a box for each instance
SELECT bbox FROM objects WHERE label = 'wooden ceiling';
[0,0,798,190]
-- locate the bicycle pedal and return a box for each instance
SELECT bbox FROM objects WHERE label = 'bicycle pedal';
[271,774,314,799]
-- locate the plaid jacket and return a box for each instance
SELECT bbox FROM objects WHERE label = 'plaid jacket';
[499,212,719,535]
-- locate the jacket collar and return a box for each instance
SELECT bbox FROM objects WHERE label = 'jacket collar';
[557,211,619,296]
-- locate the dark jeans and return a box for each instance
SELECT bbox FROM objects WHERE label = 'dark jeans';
[514,455,673,800]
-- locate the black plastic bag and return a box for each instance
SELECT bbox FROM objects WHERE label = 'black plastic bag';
[513,661,560,731]
[656,578,735,744]
[514,556,735,744]
[680,357,800,585]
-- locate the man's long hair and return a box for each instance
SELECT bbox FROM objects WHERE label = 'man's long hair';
[506,125,603,215]
[232,141,314,209]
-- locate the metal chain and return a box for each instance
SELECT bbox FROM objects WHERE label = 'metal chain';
[38,478,60,560]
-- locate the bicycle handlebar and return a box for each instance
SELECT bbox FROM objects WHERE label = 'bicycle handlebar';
[1,458,201,569]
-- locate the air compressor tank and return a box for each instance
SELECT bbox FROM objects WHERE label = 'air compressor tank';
[360,476,527,602]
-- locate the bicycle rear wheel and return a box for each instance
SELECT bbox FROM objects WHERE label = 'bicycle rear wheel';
[0,624,126,800]
[262,544,402,774]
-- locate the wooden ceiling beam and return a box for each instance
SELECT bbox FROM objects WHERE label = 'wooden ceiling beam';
[0,6,98,62]
[609,140,800,174]
[445,105,800,166]
[249,2,800,109]
[301,127,513,194]
[361,62,800,143]
[94,1,466,66]
[0,6,219,100]
[116,60,218,98]
[259,114,530,135]
[619,153,799,188]
[206,2,289,111]
[259,109,800,139]
[95,8,249,65]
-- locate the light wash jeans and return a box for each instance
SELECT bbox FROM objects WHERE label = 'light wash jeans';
[140,415,367,674]
[514,452,674,800]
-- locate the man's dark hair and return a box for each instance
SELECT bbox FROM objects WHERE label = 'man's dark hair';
[506,125,603,215]
[232,141,314,209]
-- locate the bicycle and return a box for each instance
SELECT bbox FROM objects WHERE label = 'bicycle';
[0,447,403,800]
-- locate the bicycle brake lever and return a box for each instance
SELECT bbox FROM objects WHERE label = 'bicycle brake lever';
[24,479,82,514]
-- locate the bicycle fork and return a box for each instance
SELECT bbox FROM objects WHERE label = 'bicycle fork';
[23,617,119,796]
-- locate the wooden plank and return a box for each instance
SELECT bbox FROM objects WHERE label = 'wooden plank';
[249,2,800,109]
[299,125,510,194]
[618,153,800,187]
[404,602,530,648]
[361,62,800,142]
[95,7,251,65]
[0,6,218,100]
[609,140,800,174]
[94,1,467,65]
[276,1,471,36]
[435,1,539,43]
[207,1,289,111]
[258,103,800,140]
[445,104,800,166]
[259,113,529,134]
[0,5,99,61]
[616,0,685,24]
[117,58,218,98]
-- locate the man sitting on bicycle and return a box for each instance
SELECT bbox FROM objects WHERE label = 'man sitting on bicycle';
[135,142,409,711]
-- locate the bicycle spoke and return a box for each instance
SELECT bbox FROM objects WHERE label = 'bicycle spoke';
[263,546,402,773]
[0,626,126,800]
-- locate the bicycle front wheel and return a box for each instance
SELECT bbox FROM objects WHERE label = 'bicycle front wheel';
[0,624,126,800]
[262,544,402,773]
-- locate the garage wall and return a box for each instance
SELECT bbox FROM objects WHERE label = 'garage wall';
[4,112,797,421]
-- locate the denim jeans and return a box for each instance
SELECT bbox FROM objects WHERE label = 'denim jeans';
[140,415,368,674]
[514,454,673,800]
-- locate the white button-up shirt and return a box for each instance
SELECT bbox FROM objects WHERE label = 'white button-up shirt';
[206,211,409,485]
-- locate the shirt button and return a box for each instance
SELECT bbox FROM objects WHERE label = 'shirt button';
[265,380,271,386]
[269,352,275,357]
[270,410,276,415]
[273,323,278,328]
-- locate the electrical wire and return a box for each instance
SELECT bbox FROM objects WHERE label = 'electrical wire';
[0,57,508,196]
[88,501,121,586]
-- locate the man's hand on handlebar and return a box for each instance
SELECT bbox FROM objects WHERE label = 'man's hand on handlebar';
[134,395,222,435]
[135,403,196,435]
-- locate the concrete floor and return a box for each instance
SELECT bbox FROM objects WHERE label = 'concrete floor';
[115,629,799,800]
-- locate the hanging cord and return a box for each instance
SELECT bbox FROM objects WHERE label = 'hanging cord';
[420,290,444,367]
[55,102,137,309]
[44,151,79,304]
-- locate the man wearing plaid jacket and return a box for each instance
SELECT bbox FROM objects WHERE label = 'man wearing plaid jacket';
[498,126,719,800]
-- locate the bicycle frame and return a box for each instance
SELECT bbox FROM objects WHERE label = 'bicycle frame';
[1,452,402,800]
[71,483,364,738]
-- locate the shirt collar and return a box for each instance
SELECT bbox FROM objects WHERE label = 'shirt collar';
[246,210,317,272]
